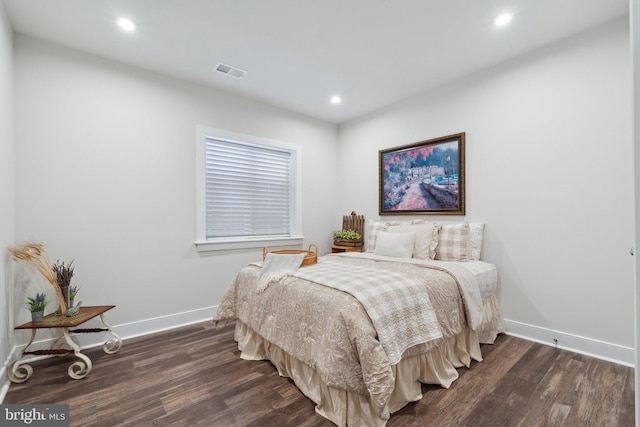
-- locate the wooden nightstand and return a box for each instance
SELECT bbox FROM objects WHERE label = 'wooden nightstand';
[331,245,363,253]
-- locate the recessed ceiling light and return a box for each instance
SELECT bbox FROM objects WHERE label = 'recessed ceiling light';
[331,95,342,105]
[117,17,136,32]
[494,13,512,27]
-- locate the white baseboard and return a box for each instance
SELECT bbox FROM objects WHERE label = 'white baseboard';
[504,319,635,367]
[0,342,42,403]
[0,366,9,403]
[104,305,216,344]
[1,305,217,403]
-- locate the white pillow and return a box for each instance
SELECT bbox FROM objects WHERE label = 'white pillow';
[467,222,485,261]
[374,231,415,258]
[387,222,439,260]
[366,219,400,253]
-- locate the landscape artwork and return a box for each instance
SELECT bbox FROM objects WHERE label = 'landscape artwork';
[379,133,465,215]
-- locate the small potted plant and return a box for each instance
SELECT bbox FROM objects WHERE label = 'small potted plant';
[26,292,48,322]
[333,230,363,247]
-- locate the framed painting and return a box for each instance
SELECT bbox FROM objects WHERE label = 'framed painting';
[379,132,465,215]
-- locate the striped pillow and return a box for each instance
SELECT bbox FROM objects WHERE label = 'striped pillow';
[435,222,470,261]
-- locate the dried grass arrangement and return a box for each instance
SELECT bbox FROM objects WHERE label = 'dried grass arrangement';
[9,243,68,315]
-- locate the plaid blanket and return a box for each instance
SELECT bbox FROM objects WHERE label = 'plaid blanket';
[294,258,443,365]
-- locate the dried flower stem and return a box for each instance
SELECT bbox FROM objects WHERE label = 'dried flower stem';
[9,243,67,314]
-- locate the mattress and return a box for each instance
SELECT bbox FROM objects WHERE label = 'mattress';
[451,260,498,298]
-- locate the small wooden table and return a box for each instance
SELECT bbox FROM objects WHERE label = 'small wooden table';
[331,245,363,253]
[8,305,122,383]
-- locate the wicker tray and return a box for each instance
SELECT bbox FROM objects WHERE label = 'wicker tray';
[263,244,318,267]
[333,239,363,247]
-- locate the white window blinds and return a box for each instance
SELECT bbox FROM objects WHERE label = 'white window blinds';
[205,137,293,239]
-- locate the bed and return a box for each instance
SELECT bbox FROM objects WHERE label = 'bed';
[213,221,505,426]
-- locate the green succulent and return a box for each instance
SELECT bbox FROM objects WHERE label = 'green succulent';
[333,230,362,240]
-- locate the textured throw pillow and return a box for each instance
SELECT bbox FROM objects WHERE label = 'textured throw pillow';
[467,222,485,261]
[435,222,470,261]
[374,231,416,258]
[387,222,439,260]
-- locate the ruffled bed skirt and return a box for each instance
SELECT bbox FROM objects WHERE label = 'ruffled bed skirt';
[234,295,506,427]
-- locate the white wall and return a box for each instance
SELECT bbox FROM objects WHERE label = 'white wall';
[339,18,635,364]
[0,0,14,393]
[632,0,640,423]
[12,35,339,338]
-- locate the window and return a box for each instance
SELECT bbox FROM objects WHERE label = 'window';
[195,126,302,251]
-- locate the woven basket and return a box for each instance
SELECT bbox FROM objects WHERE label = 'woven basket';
[333,239,363,247]
[263,244,318,267]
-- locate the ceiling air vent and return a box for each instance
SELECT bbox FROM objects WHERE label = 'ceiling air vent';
[214,62,246,78]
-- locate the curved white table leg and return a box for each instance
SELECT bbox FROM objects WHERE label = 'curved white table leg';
[62,327,93,379]
[7,330,36,383]
[99,313,122,354]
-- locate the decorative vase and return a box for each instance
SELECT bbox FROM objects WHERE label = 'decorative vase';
[61,286,70,309]
[31,311,44,322]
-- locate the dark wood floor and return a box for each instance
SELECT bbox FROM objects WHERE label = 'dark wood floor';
[3,322,635,426]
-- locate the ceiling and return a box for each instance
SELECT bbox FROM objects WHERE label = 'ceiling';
[2,0,629,124]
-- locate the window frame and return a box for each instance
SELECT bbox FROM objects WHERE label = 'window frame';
[195,125,303,252]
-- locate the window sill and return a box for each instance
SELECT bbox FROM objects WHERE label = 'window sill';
[194,236,304,252]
